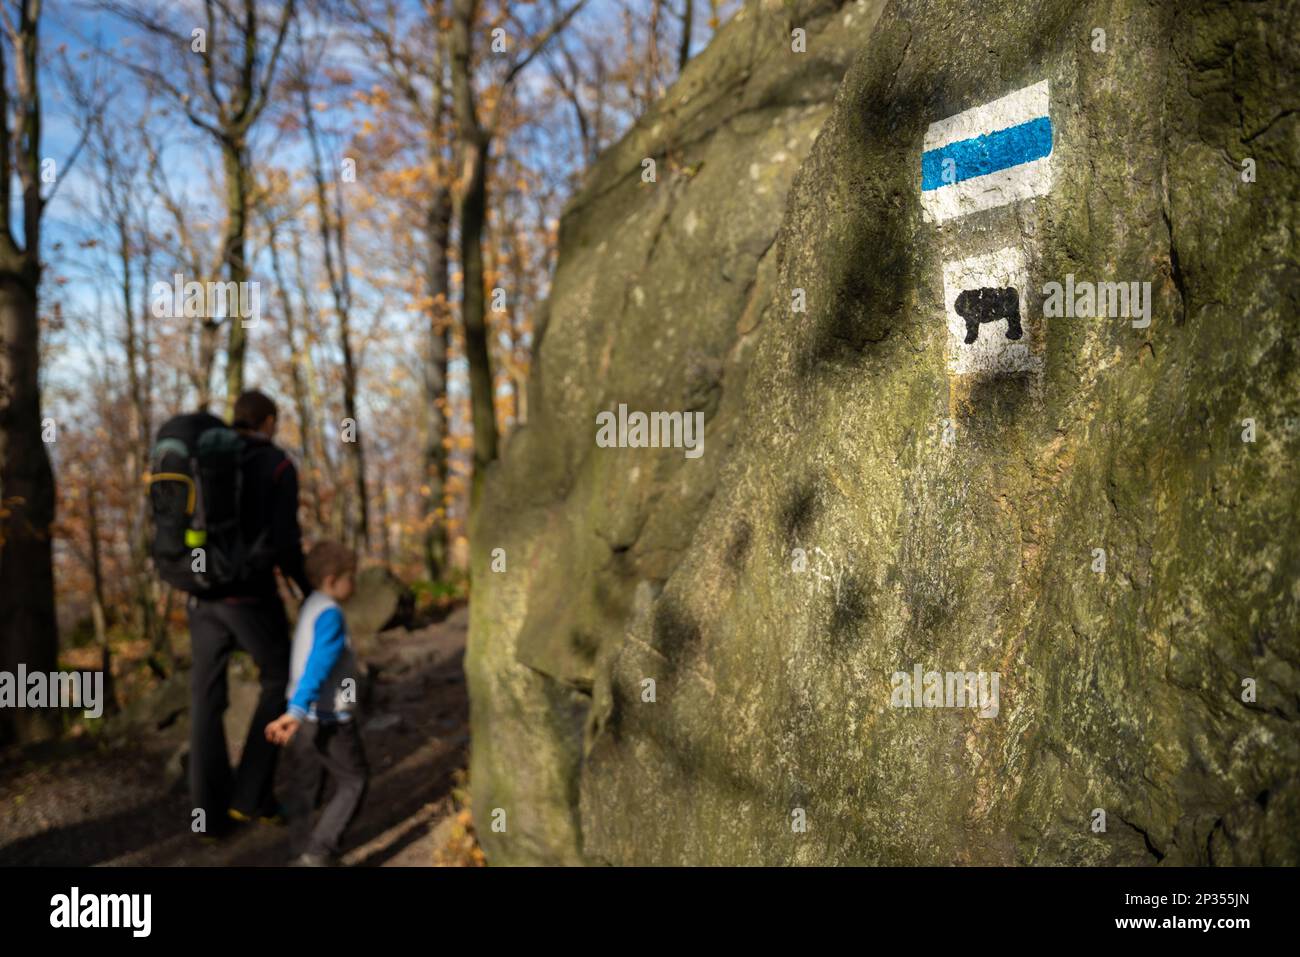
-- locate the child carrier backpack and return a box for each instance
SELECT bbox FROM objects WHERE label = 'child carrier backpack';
[146,412,270,594]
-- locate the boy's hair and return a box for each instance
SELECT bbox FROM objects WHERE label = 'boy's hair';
[232,390,278,430]
[305,541,357,589]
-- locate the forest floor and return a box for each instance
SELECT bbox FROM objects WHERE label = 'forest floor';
[0,606,480,866]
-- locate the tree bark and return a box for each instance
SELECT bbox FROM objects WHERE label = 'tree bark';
[0,0,58,746]
[376,476,392,568]
[449,0,586,504]
[85,484,118,717]
[220,136,253,418]
[289,229,341,538]
[508,214,530,430]
[450,0,499,507]
[0,273,58,745]
[108,183,164,675]
[301,77,369,552]
[266,216,324,527]
[679,0,693,72]
[422,181,452,580]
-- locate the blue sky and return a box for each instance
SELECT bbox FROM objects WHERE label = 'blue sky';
[32,0,722,443]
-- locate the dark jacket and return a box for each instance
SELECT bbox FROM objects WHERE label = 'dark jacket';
[216,432,311,601]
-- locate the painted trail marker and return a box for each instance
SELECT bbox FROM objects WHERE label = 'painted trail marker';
[942,247,1040,375]
[921,81,1053,224]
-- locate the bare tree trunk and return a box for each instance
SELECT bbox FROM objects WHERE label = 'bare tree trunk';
[331,190,368,555]
[448,0,585,506]
[266,215,324,527]
[460,149,498,504]
[197,317,220,411]
[136,239,172,673]
[0,276,58,745]
[100,0,297,418]
[647,0,662,104]
[450,0,499,507]
[510,218,530,428]
[85,484,118,717]
[221,136,253,417]
[679,0,693,72]
[422,182,452,580]
[0,0,58,747]
[109,197,164,673]
[301,79,369,552]
[289,230,340,537]
[376,476,392,568]
[334,0,460,572]
[97,0,297,416]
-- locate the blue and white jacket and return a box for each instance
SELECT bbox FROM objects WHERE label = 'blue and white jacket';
[287,591,358,723]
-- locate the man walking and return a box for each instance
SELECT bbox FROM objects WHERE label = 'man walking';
[187,390,312,836]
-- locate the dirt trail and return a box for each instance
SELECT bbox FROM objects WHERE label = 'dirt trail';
[0,608,471,867]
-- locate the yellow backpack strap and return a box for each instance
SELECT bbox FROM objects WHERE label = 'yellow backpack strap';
[145,472,196,515]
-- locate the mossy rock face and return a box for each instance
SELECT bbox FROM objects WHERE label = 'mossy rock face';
[468,0,886,865]
[471,0,1300,865]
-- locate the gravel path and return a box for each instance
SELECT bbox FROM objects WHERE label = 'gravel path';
[0,608,471,867]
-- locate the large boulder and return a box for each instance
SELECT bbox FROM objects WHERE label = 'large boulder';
[468,0,887,864]
[471,0,1300,865]
[343,566,414,644]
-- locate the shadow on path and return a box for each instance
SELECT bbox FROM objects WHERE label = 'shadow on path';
[0,609,469,867]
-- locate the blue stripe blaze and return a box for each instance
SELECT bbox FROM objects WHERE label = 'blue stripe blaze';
[921,115,1053,191]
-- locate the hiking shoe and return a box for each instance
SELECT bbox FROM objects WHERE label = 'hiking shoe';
[290,851,335,867]
[229,805,287,827]
[196,819,237,845]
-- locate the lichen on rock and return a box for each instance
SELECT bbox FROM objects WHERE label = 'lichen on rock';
[469,0,1300,865]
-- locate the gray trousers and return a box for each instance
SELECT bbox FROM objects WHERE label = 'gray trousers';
[283,719,369,858]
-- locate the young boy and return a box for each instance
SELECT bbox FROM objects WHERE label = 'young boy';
[265,541,368,866]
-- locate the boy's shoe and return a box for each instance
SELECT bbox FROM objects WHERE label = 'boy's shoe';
[290,851,335,867]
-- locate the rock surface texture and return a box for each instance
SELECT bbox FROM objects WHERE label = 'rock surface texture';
[468,0,1300,865]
